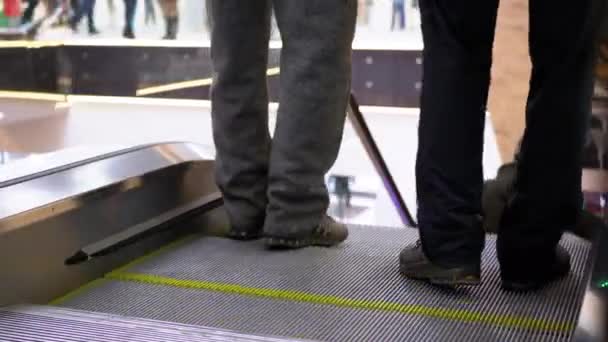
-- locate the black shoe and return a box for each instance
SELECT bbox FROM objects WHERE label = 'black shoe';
[123,28,135,39]
[68,19,78,32]
[501,244,571,292]
[399,241,481,286]
[162,17,178,40]
[88,27,100,35]
[264,216,349,249]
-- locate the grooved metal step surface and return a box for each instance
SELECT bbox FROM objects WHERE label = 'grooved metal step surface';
[58,225,592,342]
[0,306,309,342]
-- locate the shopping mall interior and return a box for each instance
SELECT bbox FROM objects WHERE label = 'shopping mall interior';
[0,0,606,341]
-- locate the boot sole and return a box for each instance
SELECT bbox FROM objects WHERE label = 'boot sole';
[264,237,342,249]
[501,269,569,292]
[400,265,481,286]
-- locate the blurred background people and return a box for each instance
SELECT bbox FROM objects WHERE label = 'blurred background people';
[122,0,135,38]
[69,0,99,34]
[391,0,405,31]
[158,0,178,39]
[22,0,42,24]
[144,0,155,25]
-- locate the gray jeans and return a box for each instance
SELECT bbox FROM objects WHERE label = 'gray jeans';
[210,0,357,237]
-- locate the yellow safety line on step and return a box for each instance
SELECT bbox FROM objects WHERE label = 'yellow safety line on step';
[49,278,108,306]
[49,236,195,305]
[105,271,574,334]
[50,233,574,334]
[110,235,197,274]
[135,67,281,97]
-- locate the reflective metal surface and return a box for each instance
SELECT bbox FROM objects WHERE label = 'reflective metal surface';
[1,305,312,342]
[0,142,213,225]
[0,145,129,184]
[0,142,222,306]
[573,225,608,342]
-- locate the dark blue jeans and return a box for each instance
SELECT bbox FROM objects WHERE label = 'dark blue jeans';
[124,0,137,31]
[416,0,598,277]
[72,0,96,30]
[391,2,405,30]
[22,0,40,23]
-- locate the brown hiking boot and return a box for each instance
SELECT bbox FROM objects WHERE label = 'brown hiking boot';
[265,216,349,249]
[399,241,481,286]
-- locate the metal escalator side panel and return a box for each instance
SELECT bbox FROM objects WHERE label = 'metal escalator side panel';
[0,142,222,307]
[0,305,313,342]
[0,142,213,221]
[66,192,223,265]
[572,225,608,342]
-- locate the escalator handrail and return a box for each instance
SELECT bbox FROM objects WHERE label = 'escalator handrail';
[347,94,417,227]
[0,141,185,189]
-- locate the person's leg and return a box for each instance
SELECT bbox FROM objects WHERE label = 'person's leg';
[144,0,155,25]
[159,0,167,34]
[159,0,169,37]
[170,0,178,38]
[400,0,499,285]
[158,0,167,16]
[87,0,98,33]
[161,0,178,39]
[497,0,598,291]
[399,3,405,29]
[391,3,396,31]
[263,0,356,246]
[123,0,136,38]
[22,0,40,24]
[70,0,79,18]
[70,0,91,27]
[209,0,272,239]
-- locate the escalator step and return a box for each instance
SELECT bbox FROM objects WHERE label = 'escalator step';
[0,305,310,342]
[57,225,592,342]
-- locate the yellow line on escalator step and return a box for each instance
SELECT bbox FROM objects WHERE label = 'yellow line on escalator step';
[49,236,195,306]
[110,235,197,275]
[49,278,109,306]
[105,271,574,334]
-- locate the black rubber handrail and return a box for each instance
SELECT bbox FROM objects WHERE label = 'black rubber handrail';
[65,192,224,265]
[347,93,417,227]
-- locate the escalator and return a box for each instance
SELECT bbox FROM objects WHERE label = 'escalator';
[0,102,607,341]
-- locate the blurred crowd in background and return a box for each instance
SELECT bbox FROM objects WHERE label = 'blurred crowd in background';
[17,0,182,39]
[0,0,420,41]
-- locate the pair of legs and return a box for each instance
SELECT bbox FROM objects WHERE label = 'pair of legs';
[391,1,405,31]
[158,0,177,39]
[70,0,98,34]
[210,1,357,247]
[122,0,136,38]
[144,0,156,25]
[403,0,598,289]
[22,0,44,24]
